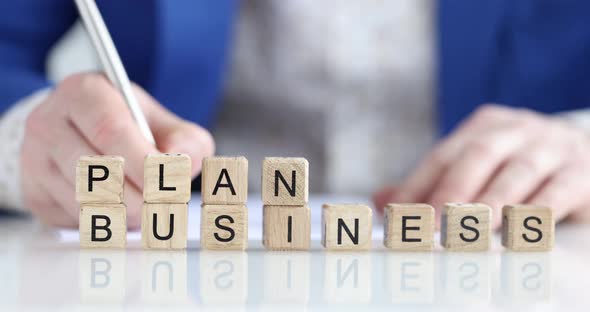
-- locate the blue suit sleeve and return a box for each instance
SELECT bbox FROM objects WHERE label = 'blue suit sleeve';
[0,1,77,114]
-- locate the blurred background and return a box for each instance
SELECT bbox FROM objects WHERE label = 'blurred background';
[41,0,590,199]
[216,0,435,195]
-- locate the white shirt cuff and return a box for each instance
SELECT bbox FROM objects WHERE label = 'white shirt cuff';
[559,109,590,134]
[0,88,50,211]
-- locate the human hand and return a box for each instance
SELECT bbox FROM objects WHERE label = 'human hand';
[21,73,215,228]
[374,104,590,228]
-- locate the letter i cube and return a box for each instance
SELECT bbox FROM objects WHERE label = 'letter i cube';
[141,154,191,249]
[76,156,127,248]
[200,157,249,250]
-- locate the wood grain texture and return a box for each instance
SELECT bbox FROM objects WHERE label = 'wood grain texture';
[502,204,554,251]
[76,156,124,204]
[440,203,491,251]
[201,204,248,250]
[143,154,191,203]
[141,203,188,249]
[79,204,127,248]
[201,157,248,205]
[263,205,311,250]
[384,203,434,251]
[262,157,308,205]
[321,204,372,251]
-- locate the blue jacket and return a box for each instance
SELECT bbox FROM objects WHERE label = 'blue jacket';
[0,0,588,136]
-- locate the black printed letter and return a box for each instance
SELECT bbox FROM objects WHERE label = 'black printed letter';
[459,216,480,242]
[402,216,422,242]
[152,213,175,240]
[213,169,236,195]
[337,218,359,245]
[522,216,543,243]
[88,165,109,192]
[158,164,176,191]
[91,215,112,241]
[274,170,296,197]
[214,215,236,242]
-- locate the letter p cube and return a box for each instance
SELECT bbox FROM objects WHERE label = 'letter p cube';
[76,156,124,203]
[76,156,126,248]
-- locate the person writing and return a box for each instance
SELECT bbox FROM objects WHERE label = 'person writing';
[1,0,589,228]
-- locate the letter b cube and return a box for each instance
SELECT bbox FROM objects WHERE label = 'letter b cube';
[79,204,127,248]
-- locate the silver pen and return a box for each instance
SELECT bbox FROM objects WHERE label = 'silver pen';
[74,0,156,144]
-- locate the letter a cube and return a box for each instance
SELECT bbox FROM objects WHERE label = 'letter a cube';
[201,157,248,205]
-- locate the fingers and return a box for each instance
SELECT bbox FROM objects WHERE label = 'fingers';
[48,120,97,185]
[427,127,529,209]
[60,74,158,189]
[477,144,564,227]
[396,105,521,203]
[528,163,590,223]
[133,85,215,176]
[372,185,399,214]
[21,136,77,228]
[23,72,215,228]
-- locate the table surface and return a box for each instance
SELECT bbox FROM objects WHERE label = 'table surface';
[1,194,588,311]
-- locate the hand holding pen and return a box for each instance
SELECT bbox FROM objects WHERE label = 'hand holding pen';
[19,0,214,228]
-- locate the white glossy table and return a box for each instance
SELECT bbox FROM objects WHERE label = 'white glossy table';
[1,194,587,311]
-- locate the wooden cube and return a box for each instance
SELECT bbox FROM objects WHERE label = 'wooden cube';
[262,157,308,205]
[201,205,248,250]
[384,203,434,251]
[321,204,372,250]
[502,205,554,251]
[263,205,311,250]
[79,204,127,248]
[141,203,188,249]
[76,156,124,204]
[441,203,491,251]
[143,154,191,203]
[201,157,248,205]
